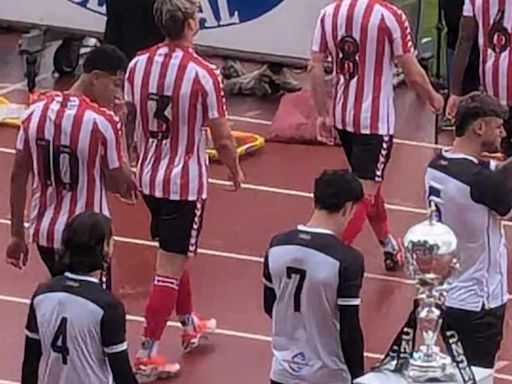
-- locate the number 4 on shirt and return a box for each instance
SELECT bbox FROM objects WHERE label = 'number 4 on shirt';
[51,317,70,365]
[286,267,307,313]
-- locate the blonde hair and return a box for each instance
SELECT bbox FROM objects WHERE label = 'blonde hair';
[154,0,198,40]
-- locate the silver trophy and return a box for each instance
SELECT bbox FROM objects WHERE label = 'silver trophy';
[401,204,460,382]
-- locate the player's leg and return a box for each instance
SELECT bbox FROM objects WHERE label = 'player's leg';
[135,195,185,381]
[336,130,373,244]
[347,133,401,271]
[442,304,506,368]
[174,200,216,353]
[36,245,66,277]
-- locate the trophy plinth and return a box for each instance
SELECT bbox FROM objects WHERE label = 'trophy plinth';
[401,211,460,383]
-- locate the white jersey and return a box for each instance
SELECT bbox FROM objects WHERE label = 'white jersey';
[25,273,128,384]
[263,225,364,384]
[425,149,511,311]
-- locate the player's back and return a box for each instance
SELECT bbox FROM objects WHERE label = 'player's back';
[20,92,122,248]
[266,226,362,384]
[30,273,125,384]
[314,0,413,135]
[125,42,224,200]
[467,0,512,105]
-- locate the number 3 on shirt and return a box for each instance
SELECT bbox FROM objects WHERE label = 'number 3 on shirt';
[286,267,307,313]
[148,93,171,140]
[51,317,70,365]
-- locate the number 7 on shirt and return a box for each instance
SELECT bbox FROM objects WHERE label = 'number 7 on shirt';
[427,185,443,222]
[286,267,307,313]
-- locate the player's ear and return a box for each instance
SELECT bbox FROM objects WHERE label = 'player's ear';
[473,119,485,136]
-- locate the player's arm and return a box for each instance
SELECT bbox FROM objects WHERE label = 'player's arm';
[471,165,512,218]
[200,68,244,189]
[309,9,330,120]
[123,62,137,164]
[100,116,137,199]
[262,251,276,318]
[21,300,42,384]
[387,6,443,113]
[449,8,478,97]
[7,122,32,269]
[101,299,139,384]
[337,250,365,380]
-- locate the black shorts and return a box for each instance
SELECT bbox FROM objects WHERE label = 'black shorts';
[337,129,394,182]
[442,303,507,369]
[142,195,206,256]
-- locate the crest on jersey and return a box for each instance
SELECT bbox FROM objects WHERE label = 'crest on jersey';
[488,10,511,55]
[67,0,285,29]
[337,35,360,81]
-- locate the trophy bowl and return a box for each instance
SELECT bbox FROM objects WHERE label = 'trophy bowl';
[401,215,460,383]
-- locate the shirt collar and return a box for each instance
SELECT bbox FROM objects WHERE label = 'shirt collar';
[297,224,336,236]
[64,272,99,284]
[442,148,479,163]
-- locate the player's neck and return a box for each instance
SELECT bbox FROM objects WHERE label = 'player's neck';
[68,78,95,103]
[166,37,193,48]
[306,211,342,235]
[451,137,482,159]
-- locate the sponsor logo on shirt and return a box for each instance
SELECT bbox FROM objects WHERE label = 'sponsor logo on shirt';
[285,352,310,374]
[66,0,285,28]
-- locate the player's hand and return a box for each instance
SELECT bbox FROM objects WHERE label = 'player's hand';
[428,92,445,115]
[116,178,139,204]
[445,95,461,121]
[6,237,29,270]
[113,97,127,125]
[316,115,335,145]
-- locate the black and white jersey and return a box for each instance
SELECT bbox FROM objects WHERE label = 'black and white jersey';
[25,272,128,384]
[425,149,511,311]
[263,225,364,384]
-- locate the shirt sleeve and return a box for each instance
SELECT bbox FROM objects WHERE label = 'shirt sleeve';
[101,298,128,355]
[25,300,39,340]
[99,115,125,170]
[470,168,512,218]
[199,66,227,122]
[337,248,364,306]
[311,9,328,54]
[385,5,415,58]
[463,0,474,16]
[263,251,276,318]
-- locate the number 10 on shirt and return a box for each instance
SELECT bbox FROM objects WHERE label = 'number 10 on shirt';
[286,267,307,313]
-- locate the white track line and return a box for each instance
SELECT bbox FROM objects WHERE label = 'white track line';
[0,293,510,381]
[0,218,414,286]
[0,73,52,96]
[228,114,446,150]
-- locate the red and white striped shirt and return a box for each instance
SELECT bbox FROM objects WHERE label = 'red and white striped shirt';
[16,91,125,248]
[311,0,414,135]
[124,42,227,201]
[464,0,512,106]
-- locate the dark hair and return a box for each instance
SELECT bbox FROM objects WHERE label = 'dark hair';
[61,212,113,275]
[83,44,128,75]
[154,0,197,41]
[313,169,363,213]
[454,91,508,137]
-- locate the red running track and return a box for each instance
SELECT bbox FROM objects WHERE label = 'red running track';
[0,32,511,383]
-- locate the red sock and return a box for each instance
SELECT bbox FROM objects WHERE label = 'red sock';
[143,275,179,341]
[341,196,372,245]
[367,187,389,242]
[176,270,193,317]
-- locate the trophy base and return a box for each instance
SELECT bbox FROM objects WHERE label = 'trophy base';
[403,347,458,383]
